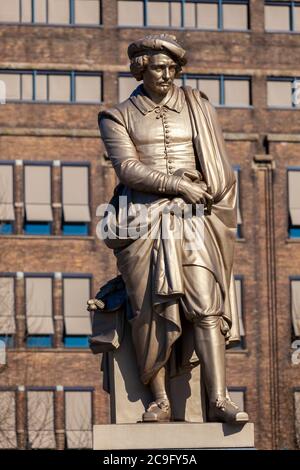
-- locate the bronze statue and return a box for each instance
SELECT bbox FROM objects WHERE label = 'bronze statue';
[98,34,249,424]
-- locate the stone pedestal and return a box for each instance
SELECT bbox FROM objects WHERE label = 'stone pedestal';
[93,422,255,450]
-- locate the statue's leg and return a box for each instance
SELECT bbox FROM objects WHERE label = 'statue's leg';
[193,318,248,423]
[182,265,248,423]
[193,315,226,402]
[142,366,171,422]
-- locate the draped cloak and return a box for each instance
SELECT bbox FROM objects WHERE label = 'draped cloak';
[99,85,240,385]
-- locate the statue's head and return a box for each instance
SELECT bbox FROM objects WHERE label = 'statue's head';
[128,34,187,98]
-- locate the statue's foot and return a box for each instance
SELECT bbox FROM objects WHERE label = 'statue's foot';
[142,399,171,423]
[208,396,249,424]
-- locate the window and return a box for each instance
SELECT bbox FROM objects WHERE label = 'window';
[118,75,138,102]
[265,1,300,32]
[65,390,93,448]
[234,167,242,237]
[234,276,245,348]
[62,165,91,236]
[117,0,249,30]
[180,75,251,107]
[63,277,92,347]
[75,75,102,103]
[291,279,300,338]
[228,389,245,411]
[27,390,56,449]
[0,164,14,234]
[0,277,16,344]
[0,391,17,449]
[74,0,101,25]
[288,170,300,237]
[25,276,54,348]
[267,78,300,108]
[24,164,53,235]
[0,71,103,103]
[295,391,300,449]
[0,0,102,25]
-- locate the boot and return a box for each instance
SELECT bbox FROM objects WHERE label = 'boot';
[194,317,249,424]
[208,395,249,423]
[142,398,171,422]
[142,366,171,422]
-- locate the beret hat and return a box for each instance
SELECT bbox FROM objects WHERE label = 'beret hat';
[127,34,187,66]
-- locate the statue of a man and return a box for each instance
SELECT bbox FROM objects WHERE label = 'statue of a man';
[99,34,249,424]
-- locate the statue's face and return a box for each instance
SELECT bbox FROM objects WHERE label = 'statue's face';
[143,53,177,97]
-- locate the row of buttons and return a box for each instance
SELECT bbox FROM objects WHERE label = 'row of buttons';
[155,106,174,175]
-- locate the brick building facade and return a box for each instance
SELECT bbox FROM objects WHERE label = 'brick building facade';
[0,0,299,450]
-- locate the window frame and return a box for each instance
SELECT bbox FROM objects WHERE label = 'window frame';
[0,70,103,104]
[180,74,252,107]
[232,274,246,350]
[0,387,18,449]
[62,273,92,348]
[0,161,15,234]
[117,0,250,31]
[61,162,91,236]
[23,161,53,236]
[265,1,300,33]
[64,387,94,450]
[0,0,103,27]
[24,273,54,348]
[267,77,300,109]
[290,276,300,342]
[233,164,242,238]
[0,272,16,345]
[287,167,300,238]
[25,386,56,450]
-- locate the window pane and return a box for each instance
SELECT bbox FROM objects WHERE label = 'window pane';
[65,391,92,449]
[27,391,56,449]
[0,277,15,335]
[185,3,196,27]
[198,78,220,105]
[0,165,13,203]
[0,74,20,100]
[48,0,69,24]
[170,2,181,27]
[21,74,33,100]
[292,280,300,336]
[229,390,244,411]
[118,0,143,26]
[185,78,197,89]
[267,81,292,107]
[64,278,90,318]
[74,0,100,25]
[295,7,300,32]
[118,76,137,102]
[21,0,32,22]
[0,0,19,22]
[288,171,300,226]
[265,5,290,31]
[225,80,249,106]
[26,277,54,334]
[25,166,51,205]
[147,1,169,26]
[75,75,101,102]
[48,75,70,102]
[0,391,17,449]
[223,4,248,30]
[62,166,89,205]
[34,0,47,23]
[35,74,47,101]
[197,3,218,30]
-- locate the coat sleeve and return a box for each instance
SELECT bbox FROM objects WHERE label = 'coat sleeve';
[99,111,183,195]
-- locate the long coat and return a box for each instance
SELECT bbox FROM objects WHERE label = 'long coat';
[99,85,240,385]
